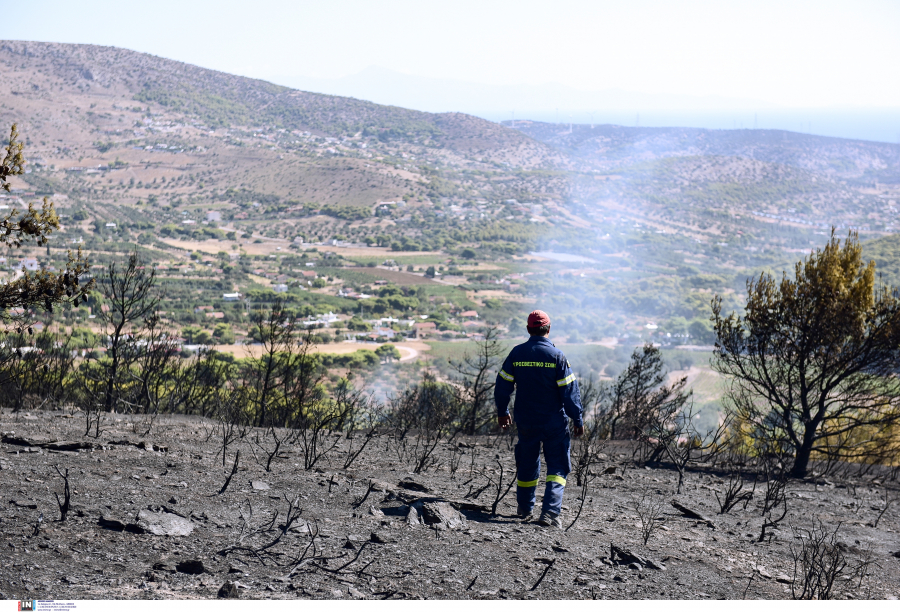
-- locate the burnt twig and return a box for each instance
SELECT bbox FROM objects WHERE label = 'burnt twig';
[530,559,555,591]
[53,465,70,521]
[872,488,894,529]
[352,481,376,509]
[715,471,755,514]
[490,459,517,516]
[218,450,240,495]
[566,474,592,532]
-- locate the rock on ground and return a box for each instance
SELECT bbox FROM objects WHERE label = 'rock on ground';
[135,509,194,536]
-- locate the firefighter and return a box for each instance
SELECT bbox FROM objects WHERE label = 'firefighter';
[495,310,584,528]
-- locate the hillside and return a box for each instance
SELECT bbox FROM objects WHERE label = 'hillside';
[511,121,900,181]
[4,41,900,361]
[0,41,565,220]
[1,41,550,157]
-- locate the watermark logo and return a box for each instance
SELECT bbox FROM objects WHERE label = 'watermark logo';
[18,602,35,612]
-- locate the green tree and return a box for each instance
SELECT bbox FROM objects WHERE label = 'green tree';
[375,343,401,363]
[0,124,92,314]
[712,231,900,478]
[424,266,436,279]
[347,317,372,332]
[212,323,234,344]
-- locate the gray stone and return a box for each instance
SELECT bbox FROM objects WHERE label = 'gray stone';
[152,561,176,573]
[218,581,240,599]
[368,479,395,492]
[136,510,194,536]
[775,575,794,584]
[418,501,466,530]
[251,481,270,491]
[406,504,421,526]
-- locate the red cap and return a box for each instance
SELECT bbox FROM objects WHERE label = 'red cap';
[527,310,551,328]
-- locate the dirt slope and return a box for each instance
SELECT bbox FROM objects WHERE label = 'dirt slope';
[1,410,898,600]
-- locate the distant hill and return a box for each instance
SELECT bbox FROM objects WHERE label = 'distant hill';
[0,41,546,160]
[0,40,564,215]
[510,121,900,183]
[4,40,900,349]
[3,39,900,281]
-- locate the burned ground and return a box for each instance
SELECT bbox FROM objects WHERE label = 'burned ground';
[1,409,898,600]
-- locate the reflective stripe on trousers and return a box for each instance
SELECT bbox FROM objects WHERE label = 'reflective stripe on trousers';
[514,425,571,516]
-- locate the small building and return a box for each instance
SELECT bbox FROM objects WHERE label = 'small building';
[374,327,396,339]
[222,292,243,302]
[206,210,222,222]
[205,311,225,319]
[459,310,479,319]
[273,284,288,293]
[414,321,437,339]
[105,222,117,228]
[16,258,39,272]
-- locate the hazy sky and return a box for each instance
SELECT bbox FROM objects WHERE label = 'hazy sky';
[2,0,898,108]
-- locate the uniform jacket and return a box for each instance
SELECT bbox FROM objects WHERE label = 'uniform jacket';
[494,335,583,430]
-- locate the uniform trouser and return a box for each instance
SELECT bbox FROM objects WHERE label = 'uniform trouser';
[514,424,571,516]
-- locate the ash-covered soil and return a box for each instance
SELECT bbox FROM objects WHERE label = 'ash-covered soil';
[1,410,898,600]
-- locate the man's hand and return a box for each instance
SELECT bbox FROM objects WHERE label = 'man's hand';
[572,424,584,438]
[498,414,512,431]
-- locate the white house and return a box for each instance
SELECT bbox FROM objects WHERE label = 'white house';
[222,292,243,302]
[16,258,39,271]
[206,210,222,222]
[273,284,288,293]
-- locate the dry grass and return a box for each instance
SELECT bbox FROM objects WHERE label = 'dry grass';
[347,268,440,285]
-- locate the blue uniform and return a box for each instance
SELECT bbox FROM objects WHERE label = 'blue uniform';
[494,335,583,517]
